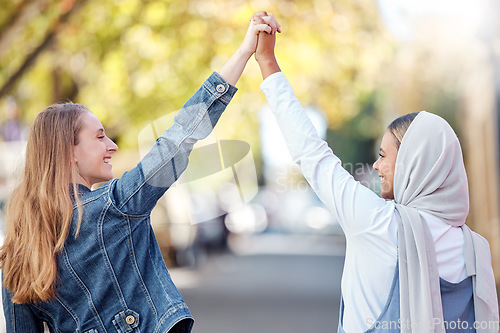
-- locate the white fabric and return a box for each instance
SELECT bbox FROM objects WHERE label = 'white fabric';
[423,211,467,283]
[394,111,499,333]
[260,72,498,333]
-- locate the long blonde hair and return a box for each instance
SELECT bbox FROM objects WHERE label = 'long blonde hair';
[0,103,86,303]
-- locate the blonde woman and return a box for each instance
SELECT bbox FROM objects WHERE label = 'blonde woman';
[254,23,499,333]
[0,13,280,333]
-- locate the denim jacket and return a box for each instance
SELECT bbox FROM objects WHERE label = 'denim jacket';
[2,72,237,333]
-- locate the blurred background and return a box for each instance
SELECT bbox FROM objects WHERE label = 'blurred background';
[0,0,499,332]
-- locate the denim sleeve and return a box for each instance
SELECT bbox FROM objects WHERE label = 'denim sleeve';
[110,72,237,215]
[2,287,44,333]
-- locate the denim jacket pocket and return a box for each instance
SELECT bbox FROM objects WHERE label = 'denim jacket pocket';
[112,309,140,332]
[84,329,99,333]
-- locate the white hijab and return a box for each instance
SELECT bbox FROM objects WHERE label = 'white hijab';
[393,111,499,332]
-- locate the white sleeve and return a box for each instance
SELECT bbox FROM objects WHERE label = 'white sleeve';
[260,72,391,237]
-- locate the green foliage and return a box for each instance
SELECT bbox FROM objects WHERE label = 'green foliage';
[0,0,396,169]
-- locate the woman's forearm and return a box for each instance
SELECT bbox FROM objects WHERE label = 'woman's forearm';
[217,47,253,87]
[256,32,281,79]
[257,57,281,80]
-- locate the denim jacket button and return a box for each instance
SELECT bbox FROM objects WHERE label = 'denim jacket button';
[125,315,136,325]
[216,84,226,93]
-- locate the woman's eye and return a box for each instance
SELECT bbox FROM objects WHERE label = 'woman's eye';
[98,136,105,139]
[379,153,384,158]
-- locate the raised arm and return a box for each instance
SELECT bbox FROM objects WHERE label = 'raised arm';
[255,14,281,79]
[112,13,277,215]
[256,30,390,236]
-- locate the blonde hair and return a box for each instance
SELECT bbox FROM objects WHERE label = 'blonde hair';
[388,112,420,149]
[0,103,87,303]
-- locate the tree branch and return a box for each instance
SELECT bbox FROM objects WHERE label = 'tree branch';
[0,0,51,59]
[0,0,89,100]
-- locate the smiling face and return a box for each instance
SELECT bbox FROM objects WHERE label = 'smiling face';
[373,129,399,200]
[73,111,118,188]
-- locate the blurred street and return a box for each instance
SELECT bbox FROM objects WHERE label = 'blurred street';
[170,234,346,333]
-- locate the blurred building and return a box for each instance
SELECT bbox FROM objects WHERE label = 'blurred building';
[461,0,500,284]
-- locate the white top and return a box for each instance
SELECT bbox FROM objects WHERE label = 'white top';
[260,72,467,333]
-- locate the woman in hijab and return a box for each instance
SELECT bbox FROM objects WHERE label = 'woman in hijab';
[253,17,499,333]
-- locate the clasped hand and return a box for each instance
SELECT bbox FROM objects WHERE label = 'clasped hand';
[240,11,280,62]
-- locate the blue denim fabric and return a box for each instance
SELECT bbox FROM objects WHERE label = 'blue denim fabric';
[338,262,475,333]
[2,72,237,333]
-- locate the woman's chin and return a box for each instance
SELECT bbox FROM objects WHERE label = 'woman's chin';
[381,190,394,200]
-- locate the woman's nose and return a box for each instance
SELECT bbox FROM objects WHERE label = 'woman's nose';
[107,138,119,153]
[373,159,379,171]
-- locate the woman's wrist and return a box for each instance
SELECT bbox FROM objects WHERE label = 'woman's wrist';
[256,54,276,65]
[236,45,255,62]
[257,56,281,79]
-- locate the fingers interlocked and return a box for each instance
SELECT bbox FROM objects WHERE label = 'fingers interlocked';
[251,11,281,35]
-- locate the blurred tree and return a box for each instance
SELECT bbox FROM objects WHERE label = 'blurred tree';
[0,0,89,99]
[0,0,395,169]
